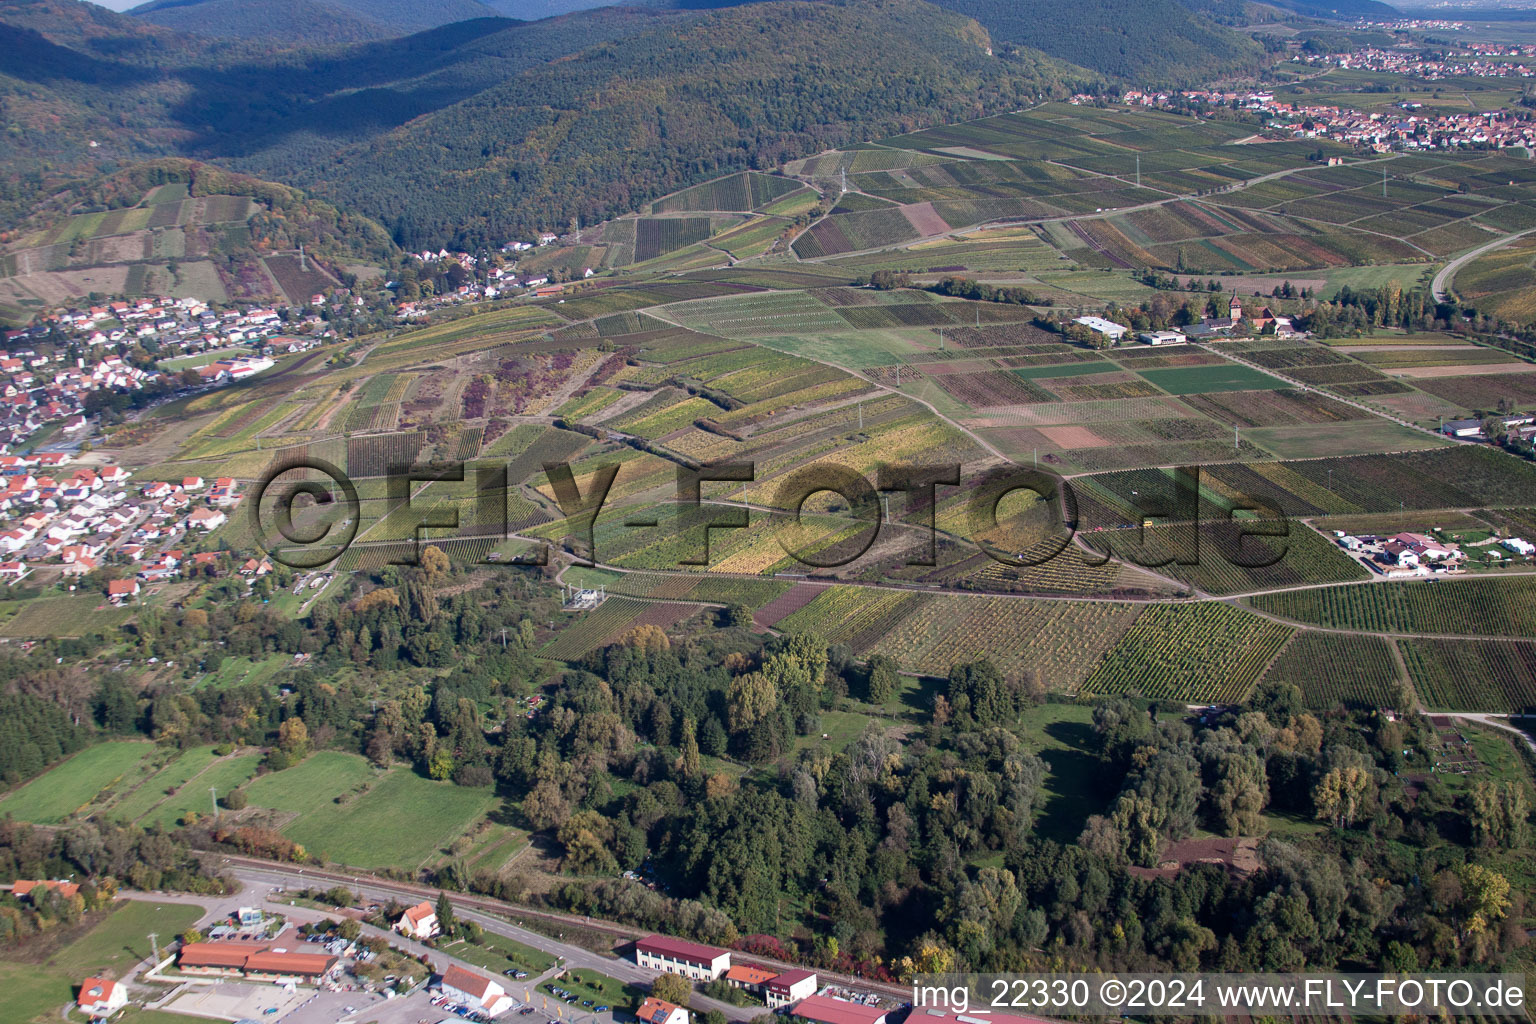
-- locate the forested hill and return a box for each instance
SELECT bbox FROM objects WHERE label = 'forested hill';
[928,0,1263,81]
[235,0,1095,247]
[129,0,506,43]
[129,0,402,43]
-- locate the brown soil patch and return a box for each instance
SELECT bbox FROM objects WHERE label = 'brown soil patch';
[902,201,952,236]
[1038,425,1107,448]
[1127,835,1261,880]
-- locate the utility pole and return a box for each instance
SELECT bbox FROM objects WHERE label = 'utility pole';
[499,627,508,649]
[894,365,900,386]
[858,402,863,431]
[149,933,160,965]
[210,786,218,821]
[1136,153,1141,188]
[1383,165,1388,198]
[1234,424,1239,450]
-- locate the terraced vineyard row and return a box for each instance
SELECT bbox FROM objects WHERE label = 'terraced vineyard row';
[1250,577,1536,637]
[1082,603,1293,704]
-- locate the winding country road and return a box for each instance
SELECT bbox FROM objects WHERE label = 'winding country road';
[1431,227,1536,303]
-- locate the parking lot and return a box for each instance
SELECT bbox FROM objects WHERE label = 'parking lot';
[164,982,311,1020]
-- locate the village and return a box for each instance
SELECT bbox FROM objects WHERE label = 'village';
[1117,88,1536,153]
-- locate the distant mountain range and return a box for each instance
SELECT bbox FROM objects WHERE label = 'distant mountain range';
[0,0,1298,248]
[120,0,1281,80]
[128,0,506,42]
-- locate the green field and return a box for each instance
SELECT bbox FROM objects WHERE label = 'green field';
[1138,363,1287,395]
[439,932,555,979]
[245,752,497,867]
[0,899,203,1024]
[0,742,153,824]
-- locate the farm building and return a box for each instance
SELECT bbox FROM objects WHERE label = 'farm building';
[178,942,338,984]
[791,995,889,1024]
[1443,418,1484,439]
[1072,316,1127,343]
[1138,330,1186,346]
[634,935,731,980]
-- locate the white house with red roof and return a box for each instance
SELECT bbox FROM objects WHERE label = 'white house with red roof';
[187,507,226,530]
[637,998,689,1024]
[438,965,515,1017]
[108,579,140,603]
[394,901,439,939]
[77,977,127,1018]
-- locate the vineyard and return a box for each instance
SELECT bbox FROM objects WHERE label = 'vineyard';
[864,593,1145,691]
[540,598,701,662]
[1249,577,1536,636]
[1080,603,1294,704]
[634,218,714,261]
[347,431,425,477]
[1400,638,1536,712]
[1260,631,1403,709]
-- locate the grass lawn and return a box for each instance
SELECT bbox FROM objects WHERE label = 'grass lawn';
[107,746,221,823]
[1138,363,1287,395]
[0,962,77,1024]
[248,753,497,868]
[1015,702,1105,844]
[1,901,203,1024]
[140,751,263,829]
[53,900,202,976]
[0,742,154,824]
[440,932,554,979]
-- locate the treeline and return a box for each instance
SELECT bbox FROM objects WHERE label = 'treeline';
[3,546,1532,977]
[0,818,236,942]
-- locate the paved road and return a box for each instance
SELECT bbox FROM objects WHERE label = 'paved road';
[221,863,763,1021]
[1436,712,1536,755]
[1432,227,1536,303]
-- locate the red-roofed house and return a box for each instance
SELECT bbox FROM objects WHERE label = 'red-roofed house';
[187,507,226,530]
[107,579,140,603]
[77,978,127,1018]
[791,996,888,1024]
[765,970,818,1009]
[725,965,777,993]
[637,998,689,1024]
[439,965,515,1016]
[395,901,439,939]
[634,935,730,981]
[11,879,81,901]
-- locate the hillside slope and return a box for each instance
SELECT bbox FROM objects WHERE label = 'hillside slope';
[928,0,1263,81]
[129,0,503,39]
[236,0,1096,247]
[129,0,399,43]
